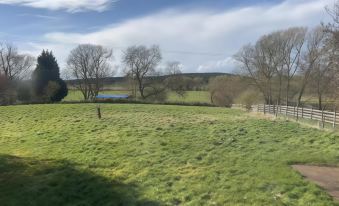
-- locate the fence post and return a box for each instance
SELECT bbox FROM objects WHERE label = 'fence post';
[301,107,304,119]
[293,106,296,117]
[321,109,325,128]
[286,105,288,116]
[257,104,259,112]
[296,105,299,121]
[311,107,313,120]
[333,107,336,129]
[97,105,101,119]
[264,104,266,114]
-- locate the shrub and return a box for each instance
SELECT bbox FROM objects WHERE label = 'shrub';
[211,91,233,107]
[16,82,32,102]
[236,89,258,111]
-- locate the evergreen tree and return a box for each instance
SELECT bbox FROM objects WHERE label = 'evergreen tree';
[32,50,68,102]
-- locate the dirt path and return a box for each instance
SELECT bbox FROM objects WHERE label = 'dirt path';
[292,165,339,201]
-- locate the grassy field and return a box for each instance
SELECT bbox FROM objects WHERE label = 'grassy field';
[64,90,211,104]
[0,104,339,205]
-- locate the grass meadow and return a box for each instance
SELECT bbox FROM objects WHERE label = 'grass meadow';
[0,104,339,205]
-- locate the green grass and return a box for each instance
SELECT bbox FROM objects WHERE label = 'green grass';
[168,91,210,103]
[0,104,339,205]
[64,90,211,104]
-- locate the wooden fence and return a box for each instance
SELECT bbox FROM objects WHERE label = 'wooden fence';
[256,104,338,128]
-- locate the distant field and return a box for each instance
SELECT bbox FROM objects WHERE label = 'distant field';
[64,90,211,103]
[0,104,338,205]
[63,90,132,101]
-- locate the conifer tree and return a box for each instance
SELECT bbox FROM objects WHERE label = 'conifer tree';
[32,50,68,102]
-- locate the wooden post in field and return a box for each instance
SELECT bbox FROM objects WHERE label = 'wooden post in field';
[311,107,313,120]
[333,107,336,128]
[296,105,299,121]
[97,105,101,119]
[286,105,288,116]
[257,104,259,112]
[264,104,266,114]
[321,109,325,128]
[293,106,296,117]
[275,101,278,117]
[301,107,303,119]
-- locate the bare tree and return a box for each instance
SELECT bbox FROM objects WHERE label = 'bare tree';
[234,42,276,104]
[325,0,339,48]
[309,36,338,110]
[280,27,307,106]
[0,43,35,80]
[234,27,307,105]
[296,27,327,106]
[122,45,162,99]
[66,44,113,100]
[164,61,186,97]
[257,31,285,104]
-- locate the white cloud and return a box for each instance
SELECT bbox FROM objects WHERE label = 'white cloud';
[20,0,332,74]
[0,0,115,12]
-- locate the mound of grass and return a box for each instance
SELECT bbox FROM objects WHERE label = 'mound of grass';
[0,104,338,205]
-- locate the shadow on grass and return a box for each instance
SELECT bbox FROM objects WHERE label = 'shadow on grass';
[0,155,161,206]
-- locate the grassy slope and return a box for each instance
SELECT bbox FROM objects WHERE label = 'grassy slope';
[64,90,211,104]
[0,104,338,205]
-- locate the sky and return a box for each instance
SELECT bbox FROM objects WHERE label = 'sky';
[0,0,333,75]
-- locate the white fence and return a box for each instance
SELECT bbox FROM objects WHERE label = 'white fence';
[256,104,338,128]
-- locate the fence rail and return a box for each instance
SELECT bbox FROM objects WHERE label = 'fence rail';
[256,104,337,128]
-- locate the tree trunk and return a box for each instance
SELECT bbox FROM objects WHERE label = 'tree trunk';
[318,94,322,110]
[286,80,290,106]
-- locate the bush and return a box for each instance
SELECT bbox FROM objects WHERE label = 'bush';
[211,91,233,107]
[144,87,168,102]
[0,75,16,105]
[44,81,60,102]
[16,82,32,102]
[51,79,68,102]
[236,89,258,111]
[209,76,246,107]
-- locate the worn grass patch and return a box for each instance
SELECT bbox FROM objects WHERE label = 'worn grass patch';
[0,104,339,205]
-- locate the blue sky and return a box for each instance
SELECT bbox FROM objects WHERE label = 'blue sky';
[0,0,332,75]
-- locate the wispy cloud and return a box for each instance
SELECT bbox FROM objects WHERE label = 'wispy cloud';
[0,0,117,12]
[18,13,60,20]
[20,0,331,74]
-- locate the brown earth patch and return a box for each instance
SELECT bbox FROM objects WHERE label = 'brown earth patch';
[292,165,339,201]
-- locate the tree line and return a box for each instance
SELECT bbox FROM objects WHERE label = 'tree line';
[233,2,339,110]
[0,1,337,107]
[0,44,68,105]
[0,43,193,105]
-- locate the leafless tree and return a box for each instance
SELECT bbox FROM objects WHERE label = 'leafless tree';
[280,27,307,106]
[309,36,338,110]
[122,45,162,99]
[257,31,285,104]
[234,27,307,105]
[325,0,339,48]
[296,27,327,106]
[234,42,276,104]
[164,61,186,97]
[0,43,35,80]
[66,44,114,100]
